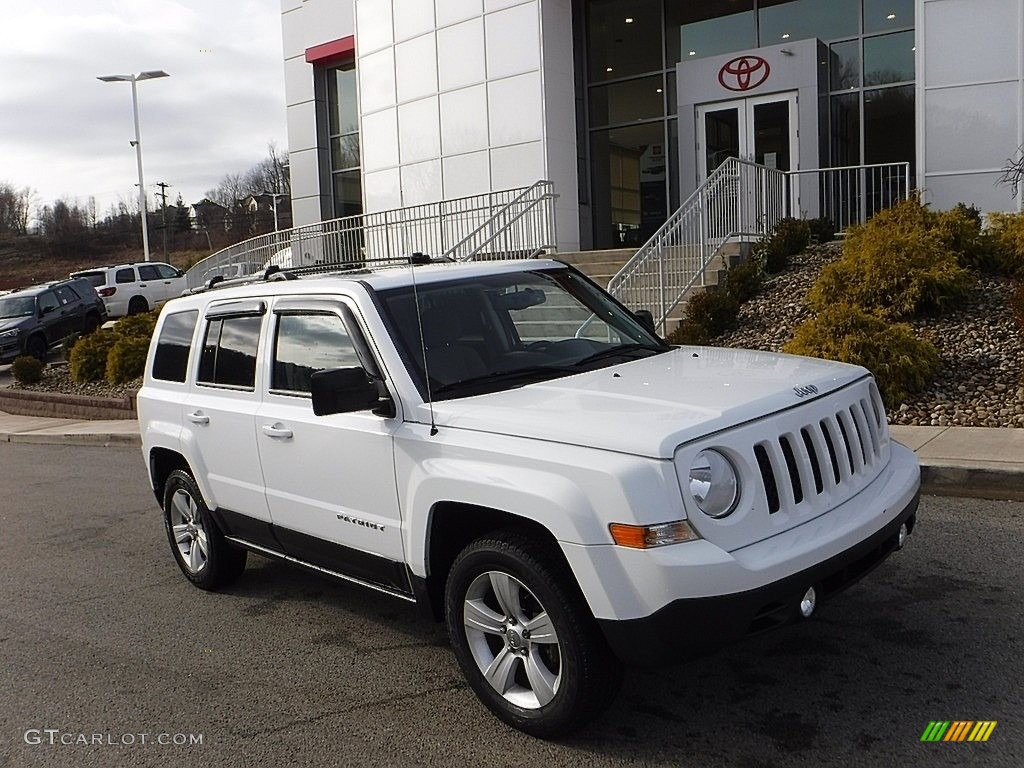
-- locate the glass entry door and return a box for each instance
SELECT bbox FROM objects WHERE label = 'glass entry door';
[697,92,798,180]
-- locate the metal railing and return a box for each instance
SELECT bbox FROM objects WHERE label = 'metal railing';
[184,182,559,290]
[788,162,911,234]
[607,157,788,333]
[445,181,558,261]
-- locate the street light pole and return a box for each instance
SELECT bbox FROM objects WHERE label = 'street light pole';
[98,70,169,262]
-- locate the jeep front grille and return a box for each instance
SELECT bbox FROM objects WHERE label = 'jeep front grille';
[753,391,885,514]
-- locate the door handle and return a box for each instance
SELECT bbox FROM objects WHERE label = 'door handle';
[139,284,147,287]
[187,411,210,425]
[261,423,293,439]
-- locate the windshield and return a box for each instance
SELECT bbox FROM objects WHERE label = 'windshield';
[0,296,35,319]
[377,267,667,400]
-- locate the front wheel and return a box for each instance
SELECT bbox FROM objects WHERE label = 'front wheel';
[162,469,246,590]
[445,530,622,737]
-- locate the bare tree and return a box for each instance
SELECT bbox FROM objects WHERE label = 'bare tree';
[998,144,1024,198]
[0,182,34,235]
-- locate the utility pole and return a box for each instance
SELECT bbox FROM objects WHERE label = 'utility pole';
[155,181,171,261]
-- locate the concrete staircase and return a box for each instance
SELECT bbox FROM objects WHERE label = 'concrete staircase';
[556,242,752,334]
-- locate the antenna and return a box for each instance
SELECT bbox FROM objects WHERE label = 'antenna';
[409,252,438,436]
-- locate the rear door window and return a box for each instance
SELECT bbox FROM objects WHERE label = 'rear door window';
[197,315,262,389]
[115,268,136,284]
[152,311,199,383]
[55,286,80,304]
[138,265,160,281]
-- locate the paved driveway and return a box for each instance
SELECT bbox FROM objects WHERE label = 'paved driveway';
[0,443,1020,767]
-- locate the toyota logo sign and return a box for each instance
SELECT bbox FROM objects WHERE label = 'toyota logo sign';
[718,56,771,92]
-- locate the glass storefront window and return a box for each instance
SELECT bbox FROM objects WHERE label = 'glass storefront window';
[829,40,861,91]
[589,75,665,127]
[758,0,859,44]
[830,92,861,165]
[332,170,363,219]
[587,0,662,82]
[864,31,915,86]
[864,85,914,166]
[666,0,755,65]
[326,64,362,219]
[864,0,915,33]
[328,67,358,136]
[590,122,667,248]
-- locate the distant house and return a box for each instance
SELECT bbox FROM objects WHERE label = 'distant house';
[241,193,292,231]
[189,199,230,233]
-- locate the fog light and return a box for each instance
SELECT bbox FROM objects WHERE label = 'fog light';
[896,523,909,550]
[799,586,817,618]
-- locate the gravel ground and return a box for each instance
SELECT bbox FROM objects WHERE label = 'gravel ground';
[713,243,1024,428]
[11,361,140,400]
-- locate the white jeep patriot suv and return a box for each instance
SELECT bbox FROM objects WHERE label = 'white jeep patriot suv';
[138,258,921,736]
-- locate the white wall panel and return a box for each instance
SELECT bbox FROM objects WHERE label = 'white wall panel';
[393,0,435,42]
[925,83,1018,173]
[436,0,483,27]
[488,72,544,146]
[490,141,545,190]
[394,33,439,103]
[355,0,394,54]
[359,47,397,114]
[401,159,444,204]
[443,151,492,198]
[485,3,541,80]
[399,96,442,163]
[440,85,490,154]
[361,108,400,171]
[363,167,403,211]
[924,0,1019,86]
[438,17,486,91]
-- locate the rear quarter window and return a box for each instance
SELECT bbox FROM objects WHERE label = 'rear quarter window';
[76,273,106,288]
[152,311,199,383]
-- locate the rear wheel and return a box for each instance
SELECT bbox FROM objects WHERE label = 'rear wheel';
[25,334,47,362]
[162,469,246,590]
[445,530,622,737]
[127,296,149,315]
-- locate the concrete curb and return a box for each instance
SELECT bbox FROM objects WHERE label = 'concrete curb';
[919,462,1024,502]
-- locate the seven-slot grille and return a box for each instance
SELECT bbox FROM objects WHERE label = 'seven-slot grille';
[752,382,888,514]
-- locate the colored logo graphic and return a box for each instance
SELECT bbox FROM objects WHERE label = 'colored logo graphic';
[921,721,997,742]
[718,56,771,92]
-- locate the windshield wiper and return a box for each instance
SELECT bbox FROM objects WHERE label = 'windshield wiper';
[571,343,666,369]
[432,365,578,397]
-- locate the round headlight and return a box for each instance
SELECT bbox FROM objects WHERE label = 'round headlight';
[688,449,740,518]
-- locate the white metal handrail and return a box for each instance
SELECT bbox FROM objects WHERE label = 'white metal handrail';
[444,180,558,261]
[607,157,787,333]
[786,162,911,234]
[184,182,559,290]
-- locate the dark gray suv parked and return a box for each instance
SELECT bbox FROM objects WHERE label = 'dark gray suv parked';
[0,278,107,363]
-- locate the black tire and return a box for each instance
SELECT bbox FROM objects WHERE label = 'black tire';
[127,296,149,315]
[25,334,47,362]
[162,469,246,591]
[445,529,622,737]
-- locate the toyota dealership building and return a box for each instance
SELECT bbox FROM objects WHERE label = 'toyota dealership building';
[281,0,1024,251]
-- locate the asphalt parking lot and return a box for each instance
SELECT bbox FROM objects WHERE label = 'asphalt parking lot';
[0,442,1021,768]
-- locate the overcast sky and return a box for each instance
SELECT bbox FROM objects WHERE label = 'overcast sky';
[0,0,286,218]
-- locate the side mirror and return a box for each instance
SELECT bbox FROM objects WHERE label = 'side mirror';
[310,367,380,416]
[634,309,656,334]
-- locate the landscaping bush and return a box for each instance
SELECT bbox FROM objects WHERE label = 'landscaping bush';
[807,217,836,243]
[784,304,941,406]
[666,321,708,346]
[69,328,117,383]
[756,217,811,274]
[807,197,972,319]
[683,289,740,337]
[987,211,1024,278]
[106,336,151,385]
[10,355,45,385]
[1010,283,1024,331]
[112,310,158,340]
[723,260,763,303]
[934,204,993,272]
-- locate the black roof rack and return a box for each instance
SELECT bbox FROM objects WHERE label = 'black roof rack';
[184,252,453,295]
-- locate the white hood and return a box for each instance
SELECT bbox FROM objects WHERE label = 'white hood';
[425,347,868,459]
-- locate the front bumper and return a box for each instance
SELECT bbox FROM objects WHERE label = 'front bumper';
[598,489,918,665]
[0,338,24,362]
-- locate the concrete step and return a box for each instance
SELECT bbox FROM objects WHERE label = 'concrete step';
[556,248,636,267]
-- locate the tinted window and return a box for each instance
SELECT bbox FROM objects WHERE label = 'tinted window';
[76,272,106,288]
[156,264,180,279]
[116,268,136,284]
[55,286,80,304]
[197,315,262,388]
[38,292,60,314]
[272,314,362,394]
[152,311,198,383]
[137,265,160,281]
